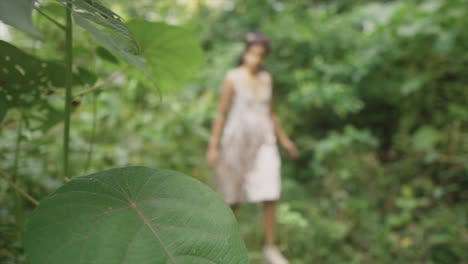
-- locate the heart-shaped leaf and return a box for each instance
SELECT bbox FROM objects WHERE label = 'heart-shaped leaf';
[24,166,248,264]
[127,20,204,92]
[0,0,41,37]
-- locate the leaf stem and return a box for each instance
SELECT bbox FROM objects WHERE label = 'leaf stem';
[63,2,73,178]
[12,115,24,241]
[12,113,24,180]
[74,67,127,99]
[0,171,39,206]
[35,7,66,30]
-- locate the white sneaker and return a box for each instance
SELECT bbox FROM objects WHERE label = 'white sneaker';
[263,245,289,264]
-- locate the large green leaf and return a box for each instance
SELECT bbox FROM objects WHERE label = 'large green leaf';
[59,0,148,74]
[0,0,40,37]
[127,20,204,92]
[24,167,248,264]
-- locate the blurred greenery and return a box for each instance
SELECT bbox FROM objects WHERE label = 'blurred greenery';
[1,0,468,263]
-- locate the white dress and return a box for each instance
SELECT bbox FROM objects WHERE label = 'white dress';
[215,69,281,205]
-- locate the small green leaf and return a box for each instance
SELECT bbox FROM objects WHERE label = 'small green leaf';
[412,125,440,152]
[0,0,41,37]
[127,20,204,92]
[24,167,248,264]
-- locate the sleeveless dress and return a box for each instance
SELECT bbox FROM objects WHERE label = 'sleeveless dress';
[215,69,281,205]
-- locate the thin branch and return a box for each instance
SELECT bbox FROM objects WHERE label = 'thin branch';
[35,7,66,30]
[74,66,128,99]
[0,171,39,206]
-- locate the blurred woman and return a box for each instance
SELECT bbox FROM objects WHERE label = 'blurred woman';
[206,32,298,264]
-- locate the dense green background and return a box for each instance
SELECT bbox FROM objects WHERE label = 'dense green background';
[1,0,468,263]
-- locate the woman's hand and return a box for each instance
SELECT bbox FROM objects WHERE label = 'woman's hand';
[206,146,219,169]
[282,139,299,159]
[270,111,299,160]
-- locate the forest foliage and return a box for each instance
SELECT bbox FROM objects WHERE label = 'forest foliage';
[1,0,468,263]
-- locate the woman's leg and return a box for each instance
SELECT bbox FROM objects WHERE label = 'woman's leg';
[263,200,289,263]
[263,200,277,245]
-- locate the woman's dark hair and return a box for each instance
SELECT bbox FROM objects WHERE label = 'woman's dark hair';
[237,32,271,66]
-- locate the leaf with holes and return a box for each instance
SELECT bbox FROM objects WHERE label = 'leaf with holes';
[0,40,96,108]
[24,166,248,264]
[0,0,41,37]
[127,20,204,92]
[59,0,148,74]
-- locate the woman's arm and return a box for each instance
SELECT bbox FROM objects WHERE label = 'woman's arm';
[206,75,235,168]
[268,75,299,159]
[271,112,291,146]
[271,111,299,159]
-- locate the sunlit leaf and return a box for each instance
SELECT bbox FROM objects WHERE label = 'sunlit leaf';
[24,167,248,264]
[412,126,441,152]
[127,20,204,92]
[0,0,41,37]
